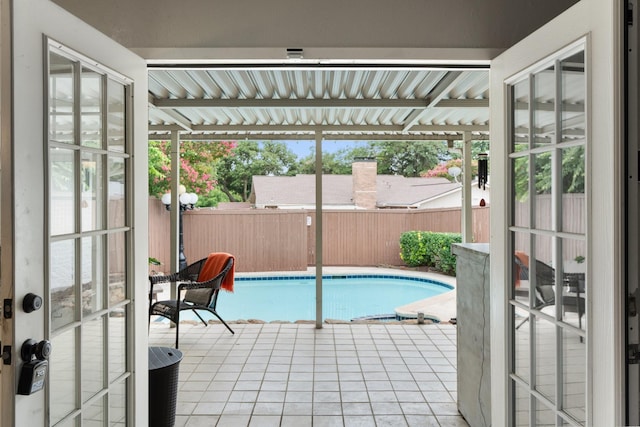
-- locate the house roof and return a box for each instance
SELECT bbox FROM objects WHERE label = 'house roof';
[251,174,460,208]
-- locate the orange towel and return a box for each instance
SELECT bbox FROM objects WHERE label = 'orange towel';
[198,252,235,292]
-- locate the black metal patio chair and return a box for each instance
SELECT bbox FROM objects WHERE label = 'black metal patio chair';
[149,255,235,348]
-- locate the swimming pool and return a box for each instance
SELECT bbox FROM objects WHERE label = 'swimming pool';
[210,274,453,322]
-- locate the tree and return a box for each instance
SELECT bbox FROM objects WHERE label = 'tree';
[512,145,585,202]
[148,140,235,201]
[422,158,478,181]
[216,141,300,202]
[373,141,449,176]
[298,145,375,174]
[421,140,488,181]
[298,141,447,177]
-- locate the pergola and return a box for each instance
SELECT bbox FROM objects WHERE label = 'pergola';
[146,65,490,326]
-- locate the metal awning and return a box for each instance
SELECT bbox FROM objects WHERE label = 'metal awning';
[147,66,490,141]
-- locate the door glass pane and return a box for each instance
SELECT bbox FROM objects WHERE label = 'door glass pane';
[110,379,127,426]
[561,146,585,234]
[82,316,105,401]
[109,313,126,381]
[82,396,105,427]
[533,65,555,148]
[513,232,531,306]
[51,239,77,331]
[562,328,586,424]
[54,417,79,427]
[561,238,586,330]
[50,328,78,424]
[514,382,530,426]
[81,67,102,148]
[512,156,530,228]
[513,308,530,383]
[535,399,557,427]
[560,51,585,143]
[108,156,126,228]
[107,79,126,153]
[82,235,105,315]
[50,147,76,236]
[109,232,126,305]
[81,152,104,232]
[534,152,553,231]
[534,318,556,402]
[533,234,555,317]
[512,79,530,153]
[49,52,74,145]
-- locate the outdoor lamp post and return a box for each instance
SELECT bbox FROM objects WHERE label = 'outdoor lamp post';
[161,186,198,271]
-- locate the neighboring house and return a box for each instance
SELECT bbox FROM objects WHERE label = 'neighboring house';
[249,160,490,209]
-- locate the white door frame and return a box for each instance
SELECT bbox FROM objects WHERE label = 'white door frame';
[1,0,149,425]
[490,0,625,425]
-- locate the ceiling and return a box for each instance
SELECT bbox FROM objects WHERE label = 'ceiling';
[147,66,490,142]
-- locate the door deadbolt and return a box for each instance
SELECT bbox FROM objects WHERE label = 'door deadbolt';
[23,293,42,313]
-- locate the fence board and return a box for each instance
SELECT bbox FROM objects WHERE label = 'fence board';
[148,198,491,272]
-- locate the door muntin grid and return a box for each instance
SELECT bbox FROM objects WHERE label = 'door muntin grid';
[508,46,587,426]
[47,42,132,426]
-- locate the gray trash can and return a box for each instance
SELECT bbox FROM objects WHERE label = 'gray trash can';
[149,346,183,427]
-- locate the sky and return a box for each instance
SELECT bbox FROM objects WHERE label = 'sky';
[280,140,362,159]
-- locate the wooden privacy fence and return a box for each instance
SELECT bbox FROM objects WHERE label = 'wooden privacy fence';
[149,198,490,272]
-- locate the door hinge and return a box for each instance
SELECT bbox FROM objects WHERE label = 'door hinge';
[629,3,635,26]
[1,344,11,365]
[630,293,638,317]
[3,299,12,319]
[629,344,640,364]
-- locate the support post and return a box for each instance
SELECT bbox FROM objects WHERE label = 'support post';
[315,132,323,329]
[170,131,181,300]
[462,132,473,243]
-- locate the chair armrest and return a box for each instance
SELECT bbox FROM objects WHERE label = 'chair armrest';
[178,279,220,292]
[149,272,179,286]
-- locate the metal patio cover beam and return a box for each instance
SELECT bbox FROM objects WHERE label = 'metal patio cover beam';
[148,124,489,133]
[149,97,488,109]
[402,71,465,132]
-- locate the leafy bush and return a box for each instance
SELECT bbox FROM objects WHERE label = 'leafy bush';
[399,231,429,267]
[399,231,462,275]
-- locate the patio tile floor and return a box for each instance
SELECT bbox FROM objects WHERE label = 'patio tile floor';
[149,321,469,427]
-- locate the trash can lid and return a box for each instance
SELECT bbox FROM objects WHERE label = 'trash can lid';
[149,346,183,370]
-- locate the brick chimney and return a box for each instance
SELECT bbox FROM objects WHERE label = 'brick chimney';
[352,158,377,209]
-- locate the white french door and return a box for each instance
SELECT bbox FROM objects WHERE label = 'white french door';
[1,0,149,425]
[491,0,624,426]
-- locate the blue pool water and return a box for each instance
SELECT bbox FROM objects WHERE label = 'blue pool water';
[209,275,453,322]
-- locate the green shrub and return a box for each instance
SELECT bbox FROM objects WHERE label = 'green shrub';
[399,231,428,267]
[399,231,462,275]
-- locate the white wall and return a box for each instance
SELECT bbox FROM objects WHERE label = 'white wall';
[53,0,577,59]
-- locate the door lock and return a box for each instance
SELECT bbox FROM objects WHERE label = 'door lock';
[18,339,52,395]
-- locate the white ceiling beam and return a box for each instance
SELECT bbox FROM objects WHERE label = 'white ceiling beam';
[434,98,489,108]
[152,98,429,109]
[149,123,489,134]
[152,108,193,132]
[402,71,464,132]
[152,96,489,109]
[148,132,472,142]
